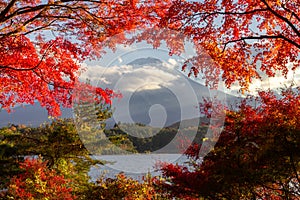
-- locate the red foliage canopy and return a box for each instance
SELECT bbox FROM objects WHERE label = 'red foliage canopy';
[156,0,300,90]
[6,157,75,200]
[0,0,171,116]
[158,87,300,199]
[1,0,299,115]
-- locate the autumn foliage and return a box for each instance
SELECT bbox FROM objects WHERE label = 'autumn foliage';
[0,0,172,116]
[158,87,300,199]
[90,173,166,200]
[5,157,75,200]
[156,0,300,91]
[2,0,299,116]
[1,0,300,199]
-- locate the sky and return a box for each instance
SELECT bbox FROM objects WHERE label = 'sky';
[80,39,197,89]
[81,38,300,99]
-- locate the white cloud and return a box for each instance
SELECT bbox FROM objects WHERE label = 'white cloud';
[224,62,300,97]
[82,57,300,99]
[168,58,178,66]
[79,62,180,92]
[114,65,179,92]
[250,63,300,93]
[160,58,180,70]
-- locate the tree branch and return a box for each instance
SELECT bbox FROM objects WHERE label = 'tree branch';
[222,34,300,52]
[0,0,18,22]
[23,20,57,35]
[193,8,268,17]
[32,68,73,90]
[281,4,300,23]
[0,4,49,23]
[260,0,300,38]
[0,41,54,71]
[1,1,110,23]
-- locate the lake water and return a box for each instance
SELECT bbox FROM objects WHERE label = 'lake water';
[88,154,189,181]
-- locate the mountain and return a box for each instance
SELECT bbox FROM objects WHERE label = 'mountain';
[0,57,240,128]
[0,104,73,127]
[104,57,238,128]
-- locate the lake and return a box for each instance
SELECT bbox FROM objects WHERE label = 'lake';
[88,154,189,182]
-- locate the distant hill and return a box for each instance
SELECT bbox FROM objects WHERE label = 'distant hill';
[167,116,210,129]
[127,57,162,66]
[104,116,209,154]
[0,104,73,127]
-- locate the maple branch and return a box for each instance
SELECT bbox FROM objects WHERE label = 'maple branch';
[0,19,59,37]
[50,3,116,21]
[261,0,300,38]
[193,8,268,17]
[23,20,58,35]
[187,8,269,26]
[289,152,300,189]
[1,3,83,22]
[281,4,300,23]
[0,10,47,37]
[0,1,118,38]
[1,0,111,24]
[222,34,300,52]
[0,42,54,71]
[0,4,49,23]
[0,0,18,22]
[32,69,73,90]
[39,15,76,19]
[0,65,36,71]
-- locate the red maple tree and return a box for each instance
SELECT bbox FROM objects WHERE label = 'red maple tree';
[5,157,75,200]
[0,0,171,116]
[2,0,299,114]
[149,0,299,90]
[157,87,300,199]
